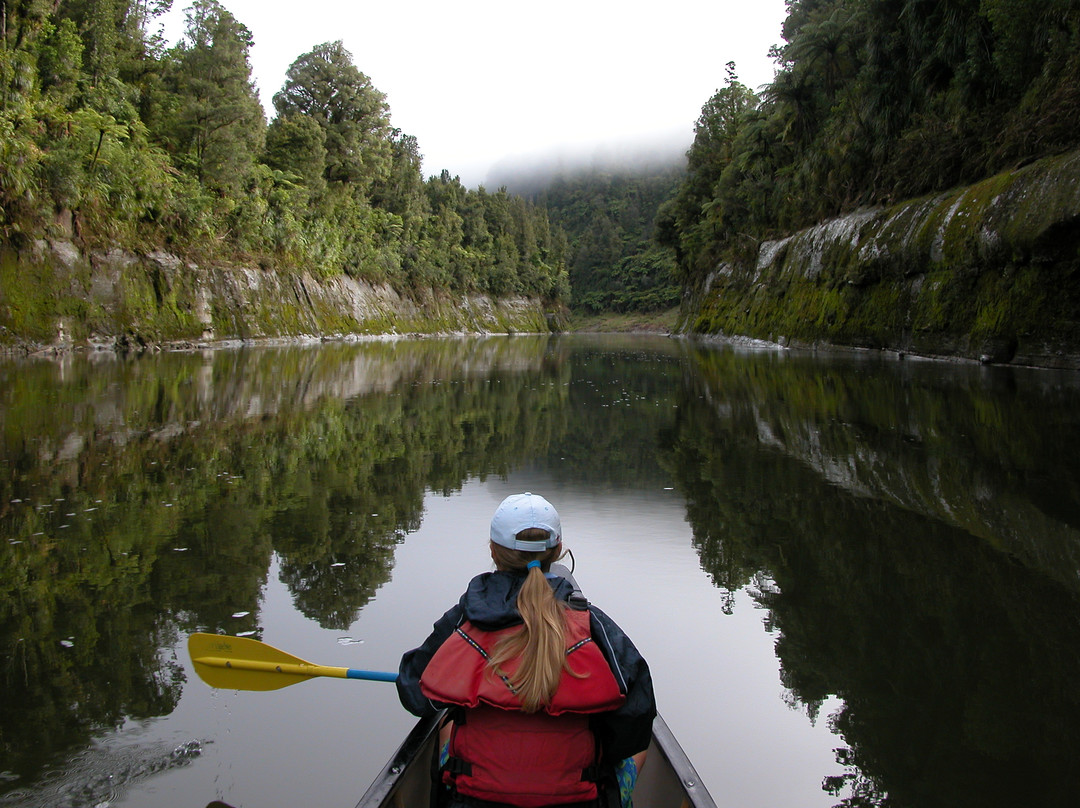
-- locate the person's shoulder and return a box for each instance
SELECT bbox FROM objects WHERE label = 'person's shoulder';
[463,569,511,597]
[462,570,524,625]
[589,605,648,655]
[586,602,617,623]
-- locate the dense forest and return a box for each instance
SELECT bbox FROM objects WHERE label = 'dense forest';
[528,168,683,313]
[659,0,1080,285]
[6,0,1079,329]
[0,0,570,303]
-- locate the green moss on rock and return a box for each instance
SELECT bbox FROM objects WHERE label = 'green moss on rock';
[686,148,1080,368]
[0,244,555,353]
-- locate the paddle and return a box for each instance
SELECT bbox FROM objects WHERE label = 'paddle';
[188,633,398,692]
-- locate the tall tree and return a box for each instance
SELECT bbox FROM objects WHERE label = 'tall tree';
[165,0,264,194]
[272,40,392,190]
[657,63,758,277]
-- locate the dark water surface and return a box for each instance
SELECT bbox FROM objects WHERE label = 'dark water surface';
[2,335,1079,808]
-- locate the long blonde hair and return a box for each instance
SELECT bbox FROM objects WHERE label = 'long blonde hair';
[487,532,577,712]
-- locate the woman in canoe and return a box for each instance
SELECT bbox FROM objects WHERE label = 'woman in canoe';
[397,492,656,808]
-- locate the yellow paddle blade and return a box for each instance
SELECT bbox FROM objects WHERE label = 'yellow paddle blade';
[188,633,397,691]
[188,633,325,691]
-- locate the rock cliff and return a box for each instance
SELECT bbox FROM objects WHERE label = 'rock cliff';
[684,149,1080,368]
[0,243,559,353]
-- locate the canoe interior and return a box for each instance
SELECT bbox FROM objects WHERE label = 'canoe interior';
[355,711,717,808]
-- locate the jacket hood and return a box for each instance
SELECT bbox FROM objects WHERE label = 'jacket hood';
[459,570,576,630]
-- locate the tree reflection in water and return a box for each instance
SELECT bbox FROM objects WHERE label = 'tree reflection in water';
[1,337,1079,806]
[668,347,1080,805]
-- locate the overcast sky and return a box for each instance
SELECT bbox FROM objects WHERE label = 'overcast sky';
[161,0,790,187]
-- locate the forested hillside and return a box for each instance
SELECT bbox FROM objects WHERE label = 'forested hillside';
[529,168,683,313]
[8,0,1077,336]
[0,1,569,303]
[659,0,1080,284]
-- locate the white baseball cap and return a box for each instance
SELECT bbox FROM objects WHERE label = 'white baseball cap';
[490,493,562,551]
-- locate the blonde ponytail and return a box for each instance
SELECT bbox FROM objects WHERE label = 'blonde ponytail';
[488,536,579,712]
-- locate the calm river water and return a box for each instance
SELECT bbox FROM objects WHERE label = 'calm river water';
[2,334,1079,808]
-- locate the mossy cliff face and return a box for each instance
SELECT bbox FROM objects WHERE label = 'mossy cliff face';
[0,244,558,352]
[685,149,1080,368]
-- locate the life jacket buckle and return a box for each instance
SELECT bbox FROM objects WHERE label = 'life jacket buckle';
[444,755,473,777]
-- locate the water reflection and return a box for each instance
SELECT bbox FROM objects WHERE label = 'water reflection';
[670,346,1080,804]
[1,337,1079,805]
[0,338,570,790]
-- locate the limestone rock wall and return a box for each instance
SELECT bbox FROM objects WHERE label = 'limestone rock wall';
[0,244,556,353]
[685,149,1080,368]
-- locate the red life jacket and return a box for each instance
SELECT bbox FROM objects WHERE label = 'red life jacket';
[420,608,626,807]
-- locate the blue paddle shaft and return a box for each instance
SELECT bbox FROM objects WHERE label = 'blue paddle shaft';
[347,668,398,682]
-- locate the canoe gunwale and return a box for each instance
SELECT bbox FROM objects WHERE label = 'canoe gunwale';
[647,712,718,808]
[355,709,443,808]
[355,710,717,808]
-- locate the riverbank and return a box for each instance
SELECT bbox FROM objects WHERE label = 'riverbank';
[683,148,1080,370]
[566,307,681,334]
[0,241,565,356]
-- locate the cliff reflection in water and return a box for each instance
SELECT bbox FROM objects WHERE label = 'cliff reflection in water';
[1,336,1079,805]
[0,336,685,795]
[668,346,1080,805]
[0,338,574,789]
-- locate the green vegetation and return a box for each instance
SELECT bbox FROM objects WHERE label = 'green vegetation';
[530,169,683,314]
[0,1,568,306]
[567,307,680,333]
[7,0,1079,345]
[682,150,1080,363]
[659,2,1080,285]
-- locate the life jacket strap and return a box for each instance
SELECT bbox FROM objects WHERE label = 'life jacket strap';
[444,755,473,777]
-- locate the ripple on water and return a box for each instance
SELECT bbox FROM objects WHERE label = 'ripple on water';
[0,739,205,808]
